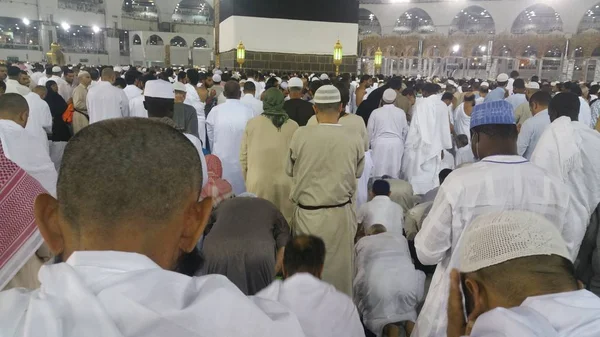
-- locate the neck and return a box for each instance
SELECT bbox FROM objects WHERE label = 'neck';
[316,112,340,124]
[244,92,254,96]
[289,92,302,99]
[532,107,547,116]
[9,76,19,81]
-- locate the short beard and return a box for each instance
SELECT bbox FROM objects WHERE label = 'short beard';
[174,247,205,277]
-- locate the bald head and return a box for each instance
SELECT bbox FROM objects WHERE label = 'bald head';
[283,235,326,279]
[366,224,387,236]
[224,80,241,99]
[101,68,116,83]
[0,93,29,127]
[32,85,48,99]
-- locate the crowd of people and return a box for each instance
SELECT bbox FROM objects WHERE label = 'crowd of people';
[1,60,600,337]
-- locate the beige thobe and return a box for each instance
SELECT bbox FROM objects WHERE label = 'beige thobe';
[287,124,365,296]
[72,84,89,134]
[307,113,369,152]
[515,102,532,126]
[240,116,299,222]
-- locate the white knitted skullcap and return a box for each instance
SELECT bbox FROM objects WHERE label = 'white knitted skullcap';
[313,85,341,104]
[382,89,397,103]
[459,211,570,273]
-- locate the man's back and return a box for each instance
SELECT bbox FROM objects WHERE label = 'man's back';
[87,81,129,124]
[24,92,52,141]
[241,94,263,117]
[368,105,408,142]
[287,125,364,207]
[283,99,314,127]
[0,251,305,337]
[357,196,404,234]
[255,273,364,337]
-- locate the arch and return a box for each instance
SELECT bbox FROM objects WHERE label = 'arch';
[578,3,600,33]
[511,4,563,34]
[193,37,208,48]
[122,0,158,15]
[170,36,187,47]
[146,35,164,46]
[132,34,142,45]
[544,46,562,58]
[394,8,435,35]
[172,0,213,24]
[450,6,495,35]
[471,44,488,57]
[522,45,538,58]
[497,45,512,57]
[359,8,382,36]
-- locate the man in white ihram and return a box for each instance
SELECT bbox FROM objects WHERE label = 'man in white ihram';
[411,100,584,337]
[447,211,600,337]
[367,88,408,179]
[0,118,305,337]
[87,68,130,124]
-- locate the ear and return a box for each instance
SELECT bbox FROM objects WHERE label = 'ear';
[464,278,487,322]
[34,193,65,255]
[179,197,213,253]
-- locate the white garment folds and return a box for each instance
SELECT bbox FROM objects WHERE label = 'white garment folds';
[357,195,404,234]
[402,95,452,194]
[412,155,579,337]
[356,150,374,212]
[128,95,147,118]
[24,92,52,146]
[367,104,408,178]
[469,290,600,337]
[184,83,206,146]
[0,251,305,337]
[0,120,57,196]
[254,273,364,337]
[87,81,130,124]
[206,99,254,195]
[354,233,425,337]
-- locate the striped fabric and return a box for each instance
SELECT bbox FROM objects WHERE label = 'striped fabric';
[0,140,47,289]
[313,85,341,104]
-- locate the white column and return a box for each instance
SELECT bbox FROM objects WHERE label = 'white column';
[566,59,575,80]
[594,60,600,82]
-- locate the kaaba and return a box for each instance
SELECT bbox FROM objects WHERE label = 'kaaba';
[217,0,359,73]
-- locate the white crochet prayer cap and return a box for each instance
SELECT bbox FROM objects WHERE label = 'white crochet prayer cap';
[459,211,570,273]
[144,80,175,99]
[382,89,397,103]
[313,85,341,104]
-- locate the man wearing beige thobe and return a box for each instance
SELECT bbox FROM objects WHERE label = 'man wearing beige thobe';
[286,85,365,296]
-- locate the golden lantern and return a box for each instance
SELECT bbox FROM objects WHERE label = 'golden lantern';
[236,41,245,69]
[333,39,343,75]
[374,47,383,74]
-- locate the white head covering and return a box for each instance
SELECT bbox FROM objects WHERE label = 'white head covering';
[144,80,175,99]
[382,89,397,104]
[280,82,288,90]
[313,85,341,104]
[526,82,540,90]
[319,73,329,81]
[288,77,303,88]
[114,66,122,73]
[173,82,186,92]
[459,211,570,273]
[212,74,222,83]
[496,73,509,82]
[481,81,490,88]
[52,66,62,73]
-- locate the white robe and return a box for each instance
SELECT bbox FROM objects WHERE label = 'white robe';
[454,146,475,167]
[5,79,30,96]
[0,251,305,337]
[356,150,374,212]
[87,81,130,124]
[357,195,404,234]
[367,104,408,179]
[240,94,263,117]
[123,85,143,102]
[206,99,254,195]
[129,95,147,118]
[50,75,72,102]
[254,273,364,337]
[531,116,600,245]
[453,102,471,139]
[579,97,593,128]
[402,95,452,194]
[0,120,57,196]
[469,290,600,337]
[412,155,580,337]
[24,92,52,148]
[184,83,206,146]
[29,72,44,90]
[354,233,425,337]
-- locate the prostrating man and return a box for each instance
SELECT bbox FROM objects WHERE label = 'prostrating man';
[402,83,452,195]
[287,85,365,296]
[447,211,600,337]
[367,89,408,179]
[505,78,527,110]
[284,77,314,126]
[484,73,509,102]
[517,91,551,159]
[0,94,57,196]
[173,82,199,138]
[532,92,600,292]
[123,69,143,101]
[354,225,425,337]
[0,118,305,337]
[202,195,291,295]
[71,70,92,134]
[0,145,49,291]
[241,88,299,222]
[207,80,254,195]
[357,180,404,235]
[24,86,52,143]
[5,66,30,96]
[412,100,580,337]
[240,81,264,117]
[255,235,365,337]
[87,68,130,124]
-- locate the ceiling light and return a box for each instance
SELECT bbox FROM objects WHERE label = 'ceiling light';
[61,22,70,31]
[22,18,30,26]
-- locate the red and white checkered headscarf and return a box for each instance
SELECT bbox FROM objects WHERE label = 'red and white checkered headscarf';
[0,140,47,289]
[200,154,233,207]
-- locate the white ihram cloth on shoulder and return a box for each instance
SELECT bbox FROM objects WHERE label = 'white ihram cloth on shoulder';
[354,233,425,337]
[184,83,206,146]
[469,290,600,337]
[87,81,130,124]
[532,116,600,242]
[402,95,452,194]
[254,273,364,337]
[412,155,580,337]
[0,251,306,337]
